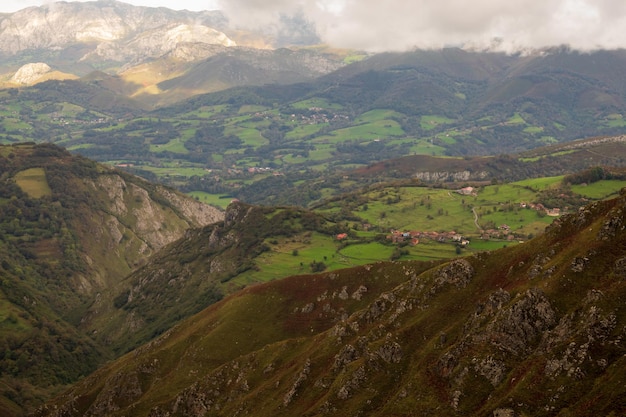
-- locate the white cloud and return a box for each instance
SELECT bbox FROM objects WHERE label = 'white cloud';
[2,0,626,52]
[216,0,626,52]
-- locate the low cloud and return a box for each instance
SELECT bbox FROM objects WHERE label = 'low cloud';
[216,0,626,52]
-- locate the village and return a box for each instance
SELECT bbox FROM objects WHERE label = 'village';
[336,185,568,248]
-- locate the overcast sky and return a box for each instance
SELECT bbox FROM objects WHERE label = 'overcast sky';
[2,0,626,52]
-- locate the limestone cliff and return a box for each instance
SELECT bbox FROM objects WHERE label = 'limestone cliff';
[0,1,233,61]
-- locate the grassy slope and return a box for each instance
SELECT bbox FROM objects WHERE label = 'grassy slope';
[35,191,626,417]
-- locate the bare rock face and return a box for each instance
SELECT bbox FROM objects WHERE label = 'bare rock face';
[76,173,223,296]
[0,2,234,62]
[84,23,237,63]
[484,288,556,356]
[10,62,51,84]
[431,258,475,292]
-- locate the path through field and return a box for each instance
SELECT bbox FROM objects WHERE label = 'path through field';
[472,207,480,230]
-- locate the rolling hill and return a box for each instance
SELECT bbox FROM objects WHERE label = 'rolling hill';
[4,47,623,209]
[33,187,626,417]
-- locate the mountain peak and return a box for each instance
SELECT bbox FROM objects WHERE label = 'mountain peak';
[10,62,51,84]
[0,1,234,61]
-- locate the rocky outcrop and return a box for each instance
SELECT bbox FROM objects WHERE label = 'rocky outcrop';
[0,2,233,61]
[87,173,222,257]
[84,23,236,63]
[413,170,489,182]
[10,62,51,84]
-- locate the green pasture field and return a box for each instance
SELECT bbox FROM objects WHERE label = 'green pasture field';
[60,102,86,116]
[150,138,188,154]
[337,186,476,234]
[408,240,460,261]
[138,165,209,178]
[356,109,404,122]
[186,191,233,209]
[317,178,602,242]
[238,105,269,114]
[14,167,52,198]
[312,120,404,144]
[282,154,308,164]
[468,239,518,252]
[538,136,558,145]
[420,115,456,130]
[511,176,563,190]
[518,150,575,162]
[66,143,95,150]
[435,134,458,144]
[476,183,537,202]
[523,126,544,133]
[476,205,554,234]
[408,139,447,155]
[601,113,626,128]
[290,98,344,110]
[2,118,31,132]
[339,241,394,263]
[506,112,526,125]
[181,105,228,119]
[343,53,368,64]
[285,123,328,140]
[227,126,269,147]
[306,145,335,161]
[233,233,344,286]
[571,179,626,199]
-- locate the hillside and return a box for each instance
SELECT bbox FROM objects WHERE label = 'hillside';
[4,47,626,204]
[10,48,623,208]
[34,189,626,417]
[83,201,347,354]
[0,143,223,414]
[352,135,626,184]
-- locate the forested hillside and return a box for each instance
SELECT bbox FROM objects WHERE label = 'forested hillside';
[0,143,222,415]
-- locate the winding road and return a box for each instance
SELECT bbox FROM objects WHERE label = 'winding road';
[472,207,481,230]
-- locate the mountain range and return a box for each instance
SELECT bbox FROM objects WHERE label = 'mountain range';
[2,2,626,416]
[0,0,342,107]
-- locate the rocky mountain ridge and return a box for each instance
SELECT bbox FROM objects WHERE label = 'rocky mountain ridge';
[0,1,233,57]
[33,187,626,417]
[0,1,343,104]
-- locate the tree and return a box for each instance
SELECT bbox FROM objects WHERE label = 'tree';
[310,261,326,272]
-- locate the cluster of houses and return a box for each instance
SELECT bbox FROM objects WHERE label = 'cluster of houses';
[251,108,349,126]
[247,166,274,174]
[520,202,561,216]
[385,229,470,247]
[289,108,350,125]
[480,224,520,241]
[50,114,109,126]
[456,186,477,196]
